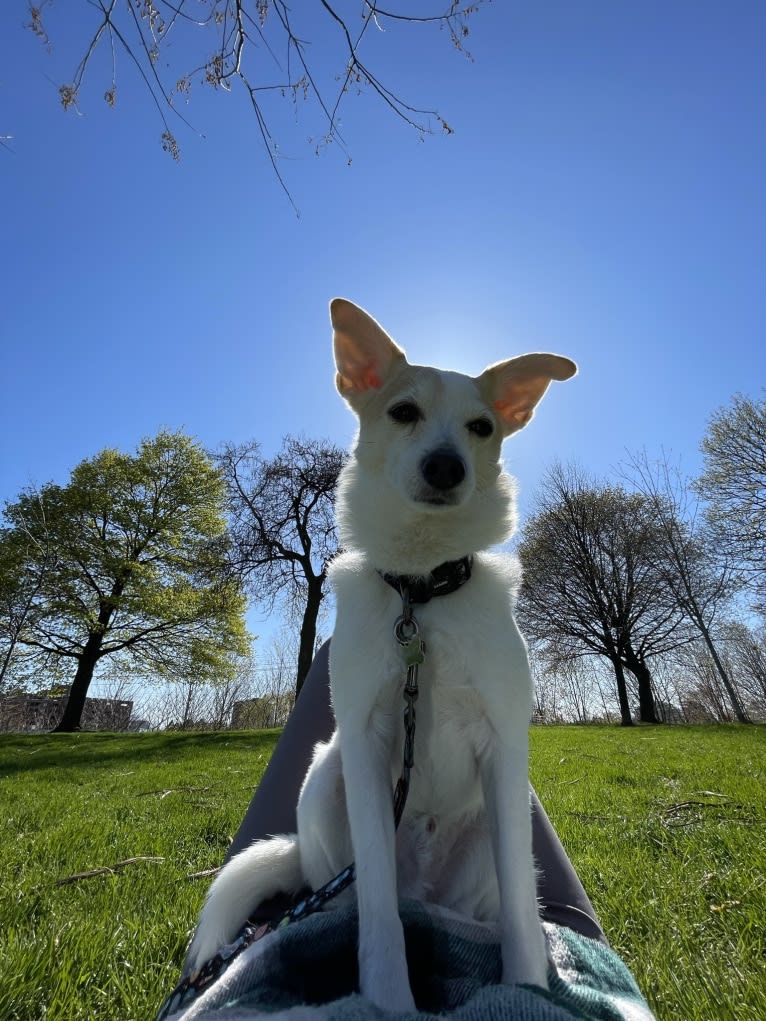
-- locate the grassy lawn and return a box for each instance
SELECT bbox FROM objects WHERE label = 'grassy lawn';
[530,725,765,1021]
[0,724,763,1020]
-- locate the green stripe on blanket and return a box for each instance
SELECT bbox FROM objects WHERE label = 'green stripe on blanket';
[162,901,655,1020]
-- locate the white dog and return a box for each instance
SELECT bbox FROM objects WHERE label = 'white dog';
[185,299,577,1012]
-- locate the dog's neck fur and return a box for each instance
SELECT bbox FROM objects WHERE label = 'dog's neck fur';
[336,459,518,577]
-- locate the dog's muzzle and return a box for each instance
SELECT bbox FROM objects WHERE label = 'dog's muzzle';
[420,448,466,494]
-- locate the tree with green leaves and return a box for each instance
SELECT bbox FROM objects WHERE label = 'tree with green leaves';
[0,429,249,731]
[694,392,766,616]
[0,502,58,688]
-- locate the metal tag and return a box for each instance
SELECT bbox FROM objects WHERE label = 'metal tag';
[404,635,425,667]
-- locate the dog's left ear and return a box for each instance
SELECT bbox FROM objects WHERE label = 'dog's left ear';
[331,298,407,407]
[478,353,578,436]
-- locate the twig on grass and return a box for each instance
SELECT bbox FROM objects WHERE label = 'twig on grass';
[662,798,735,816]
[186,866,221,881]
[659,796,749,828]
[138,785,215,798]
[56,855,165,886]
[663,800,712,816]
[138,784,256,799]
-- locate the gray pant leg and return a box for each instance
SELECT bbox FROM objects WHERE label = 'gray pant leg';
[226,641,334,862]
[531,792,608,943]
[226,641,607,945]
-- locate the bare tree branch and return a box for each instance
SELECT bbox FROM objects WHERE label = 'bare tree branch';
[26,1,484,195]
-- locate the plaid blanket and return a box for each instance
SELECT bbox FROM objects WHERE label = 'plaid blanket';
[158,900,655,1021]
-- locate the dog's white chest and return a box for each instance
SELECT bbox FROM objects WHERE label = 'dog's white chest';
[403,681,488,815]
[392,677,501,919]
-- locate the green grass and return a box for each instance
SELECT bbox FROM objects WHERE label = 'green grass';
[1,725,763,1020]
[530,725,766,1021]
[0,731,279,1021]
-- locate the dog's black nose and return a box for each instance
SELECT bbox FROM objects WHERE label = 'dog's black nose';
[421,449,466,491]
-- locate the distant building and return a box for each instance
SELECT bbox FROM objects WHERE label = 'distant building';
[0,694,133,732]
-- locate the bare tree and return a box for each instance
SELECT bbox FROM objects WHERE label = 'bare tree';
[26,2,483,203]
[721,621,766,720]
[676,642,740,722]
[528,638,595,723]
[557,659,594,723]
[228,635,297,728]
[624,450,749,722]
[260,632,300,725]
[205,656,257,728]
[528,641,562,723]
[694,391,766,614]
[517,463,693,725]
[146,653,256,729]
[646,654,689,723]
[217,436,344,697]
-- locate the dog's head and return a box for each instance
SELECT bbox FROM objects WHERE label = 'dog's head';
[331,298,577,571]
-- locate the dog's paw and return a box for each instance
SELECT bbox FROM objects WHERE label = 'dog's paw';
[183,928,224,978]
[502,958,549,992]
[361,980,416,1014]
[359,954,416,1013]
[501,928,550,991]
[183,910,245,978]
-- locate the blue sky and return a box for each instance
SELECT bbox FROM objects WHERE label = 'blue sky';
[2,2,765,640]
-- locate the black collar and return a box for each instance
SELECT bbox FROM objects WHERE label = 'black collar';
[379,555,474,604]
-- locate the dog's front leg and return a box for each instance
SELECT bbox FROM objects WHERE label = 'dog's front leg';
[481,734,549,991]
[338,722,416,1013]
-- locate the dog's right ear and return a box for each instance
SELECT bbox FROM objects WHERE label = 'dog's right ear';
[331,298,407,406]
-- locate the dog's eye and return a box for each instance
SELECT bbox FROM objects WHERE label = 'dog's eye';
[467,418,494,438]
[388,402,422,425]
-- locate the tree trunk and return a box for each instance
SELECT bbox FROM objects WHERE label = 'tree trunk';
[698,622,751,723]
[181,681,196,729]
[611,658,634,726]
[52,630,104,732]
[0,637,17,687]
[295,577,324,699]
[52,576,126,732]
[624,653,660,724]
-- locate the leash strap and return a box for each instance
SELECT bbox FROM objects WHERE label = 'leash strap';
[392,590,423,827]
[156,860,359,1020]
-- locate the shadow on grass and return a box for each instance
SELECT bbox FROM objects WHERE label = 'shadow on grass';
[0,730,282,776]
